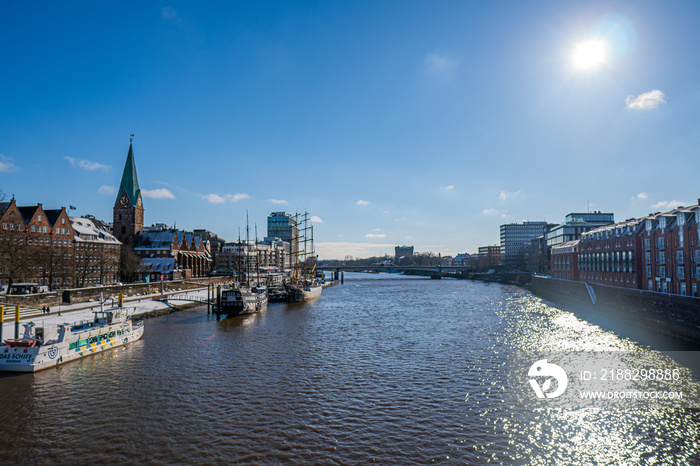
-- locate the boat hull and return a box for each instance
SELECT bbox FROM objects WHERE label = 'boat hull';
[286,284,322,302]
[0,321,144,373]
[217,288,268,318]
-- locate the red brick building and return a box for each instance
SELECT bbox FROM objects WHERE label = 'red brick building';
[642,207,700,296]
[0,199,75,289]
[568,200,700,297]
[478,245,501,269]
[113,141,144,248]
[576,218,643,289]
[550,240,579,281]
[134,226,212,281]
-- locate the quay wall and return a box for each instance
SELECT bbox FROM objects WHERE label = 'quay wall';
[0,278,231,307]
[531,276,700,343]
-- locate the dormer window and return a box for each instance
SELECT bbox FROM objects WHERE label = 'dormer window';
[678,213,686,226]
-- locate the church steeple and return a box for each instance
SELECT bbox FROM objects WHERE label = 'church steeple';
[116,142,141,207]
[113,138,144,247]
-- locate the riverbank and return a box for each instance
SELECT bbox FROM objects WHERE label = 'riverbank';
[1,288,210,339]
[530,276,700,345]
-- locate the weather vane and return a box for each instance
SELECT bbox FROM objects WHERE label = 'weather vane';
[130,133,134,142]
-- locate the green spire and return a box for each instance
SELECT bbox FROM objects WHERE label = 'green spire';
[117,142,141,206]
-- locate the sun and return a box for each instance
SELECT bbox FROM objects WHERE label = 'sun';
[572,39,607,70]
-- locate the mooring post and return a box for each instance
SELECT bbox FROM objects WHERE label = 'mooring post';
[217,285,221,311]
[14,305,20,339]
[207,284,211,314]
[0,305,4,344]
[341,271,344,284]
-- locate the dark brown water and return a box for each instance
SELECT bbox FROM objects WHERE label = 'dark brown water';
[1,274,699,464]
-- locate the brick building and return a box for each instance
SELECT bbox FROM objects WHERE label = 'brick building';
[113,141,144,248]
[0,199,75,289]
[477,245,501,270]
[576,218,643,289]
[133,226,212,281]
[71,215,121,287]
[550,240,580,281]
[571,201,700,297]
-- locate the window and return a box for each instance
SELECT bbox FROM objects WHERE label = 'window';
[677,266,685,280]
[657,237,665,249]
[659,266,666,279]
[676,251,685,264]
[646,266,652,278]
[38,215,42,221]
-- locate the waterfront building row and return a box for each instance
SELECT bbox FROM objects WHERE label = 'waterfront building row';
[551,200,700,297]
[0,199,120,289]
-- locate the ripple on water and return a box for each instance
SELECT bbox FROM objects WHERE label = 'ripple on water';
[1,275,699,464]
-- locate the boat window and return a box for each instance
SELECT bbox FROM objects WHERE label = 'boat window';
[69,342,78,350]
[109,331,115,338]
[89,336,98,344]
[78,339,88,347]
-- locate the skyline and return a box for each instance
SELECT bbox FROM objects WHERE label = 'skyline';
[2,1,699,259]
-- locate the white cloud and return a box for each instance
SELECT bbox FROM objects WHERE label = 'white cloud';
[625,90,666,110]
[65,156,110,171]
[632,192,648,200]
[142,188,175,199]
[440,185,455,193]
[499,190,521,201]
[365,233,387,238]
[203,194,227,204]
[203,193,250,204]
[425,53,459,76]
[231,193,250,202]
[310,216,324,223]
[652,200,685,210]
[266,199,288,205]
[98,185,116,195]
[356,200,370,205]
[0,155,18,173]
[482,208,509,218]
[394,217,407,222]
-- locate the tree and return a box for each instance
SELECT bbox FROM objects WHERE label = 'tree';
[119,247,141,283]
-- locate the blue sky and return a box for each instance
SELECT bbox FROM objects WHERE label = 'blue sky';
[2,1,699,259]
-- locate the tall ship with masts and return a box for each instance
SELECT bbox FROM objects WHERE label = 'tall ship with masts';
[285,212,323,302]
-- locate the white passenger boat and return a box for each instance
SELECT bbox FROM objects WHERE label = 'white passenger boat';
[0,308,144,373]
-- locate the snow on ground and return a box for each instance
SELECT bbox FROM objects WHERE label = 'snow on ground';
[1,288,209,338]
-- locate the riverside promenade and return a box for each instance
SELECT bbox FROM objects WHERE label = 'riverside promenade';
[1,287,210,340]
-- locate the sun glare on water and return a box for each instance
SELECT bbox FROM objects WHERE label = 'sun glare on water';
[572,39,607,70]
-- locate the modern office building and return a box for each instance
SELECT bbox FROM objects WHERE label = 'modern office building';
[500,221,554,268]
[545,211,615,247]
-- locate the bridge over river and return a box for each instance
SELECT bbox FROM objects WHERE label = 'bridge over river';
[316,265,471,279]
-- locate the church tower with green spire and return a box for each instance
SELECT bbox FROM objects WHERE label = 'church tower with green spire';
[113,139,144,247]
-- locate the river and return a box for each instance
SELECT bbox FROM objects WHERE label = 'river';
[1,273,699,464]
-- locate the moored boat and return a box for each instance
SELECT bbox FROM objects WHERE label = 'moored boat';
[217,284,268,317]
[285,279,323,302]
[0,308,144,373]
